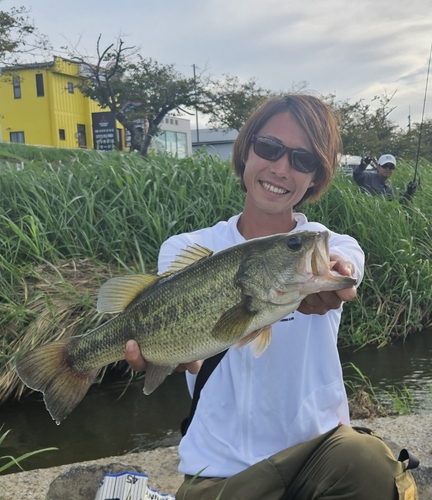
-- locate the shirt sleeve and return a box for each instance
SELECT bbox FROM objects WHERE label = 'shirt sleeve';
[353,162,367,185]
[329,232,365,287]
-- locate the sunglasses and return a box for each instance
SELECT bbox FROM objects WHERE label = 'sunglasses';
[379,164,395,170]
[251,135,319,174]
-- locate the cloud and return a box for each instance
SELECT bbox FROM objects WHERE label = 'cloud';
[1,0,432,126]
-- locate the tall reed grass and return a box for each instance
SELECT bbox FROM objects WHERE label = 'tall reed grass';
[0,143,431,402]
[306,160,432,345]
[0,145,244,266]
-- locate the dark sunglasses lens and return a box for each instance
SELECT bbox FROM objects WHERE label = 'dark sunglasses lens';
[292,151,317,173]
[254,137,284,160]
[253,136,318,173]
[381,164,395,170]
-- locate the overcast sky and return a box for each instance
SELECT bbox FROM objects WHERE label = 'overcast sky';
[4,0,432,129]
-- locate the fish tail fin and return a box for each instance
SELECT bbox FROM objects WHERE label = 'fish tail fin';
[15,339,99,425]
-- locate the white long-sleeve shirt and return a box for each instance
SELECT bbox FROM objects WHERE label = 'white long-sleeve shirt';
[158,213,365,478]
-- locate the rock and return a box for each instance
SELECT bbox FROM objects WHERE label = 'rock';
[412,465,432,486]
[45,462,144,500]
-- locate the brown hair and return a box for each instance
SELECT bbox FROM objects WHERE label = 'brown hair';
[232,94,342,207]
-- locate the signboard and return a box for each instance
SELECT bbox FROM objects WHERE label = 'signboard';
[92,112,117,151]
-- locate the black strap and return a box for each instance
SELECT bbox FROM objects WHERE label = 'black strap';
[398,448,420,470]
[180,349,228,436]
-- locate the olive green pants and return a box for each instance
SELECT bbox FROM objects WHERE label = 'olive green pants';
[176,425,418,500]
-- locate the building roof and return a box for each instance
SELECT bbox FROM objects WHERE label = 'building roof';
[191,128,238,145]
[1,60,55,72]
[1,56,81,73]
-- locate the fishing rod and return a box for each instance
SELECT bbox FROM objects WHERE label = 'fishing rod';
[413,41,432,184]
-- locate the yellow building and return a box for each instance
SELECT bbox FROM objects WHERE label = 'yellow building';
[0,56,124,150]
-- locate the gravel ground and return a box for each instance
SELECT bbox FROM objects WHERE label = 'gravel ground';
[1,413,431,500]
[351,412,432,466]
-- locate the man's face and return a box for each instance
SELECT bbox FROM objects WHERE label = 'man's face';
[377,163,395,180]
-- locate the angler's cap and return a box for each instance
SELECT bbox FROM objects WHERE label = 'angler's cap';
[378,154,396,167]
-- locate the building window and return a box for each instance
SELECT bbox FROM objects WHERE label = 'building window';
[59,129,66,141]
[175,120,178,126]
[177,132,187,157]
[116,128,123,150]
[155,131,187,158]
[36,74,44,97]
[13,76,21,99]
[10,131,25,143]
[67,82,74,94]
[77,124,86,147]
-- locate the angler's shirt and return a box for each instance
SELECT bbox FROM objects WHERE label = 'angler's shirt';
[158,213,365,479]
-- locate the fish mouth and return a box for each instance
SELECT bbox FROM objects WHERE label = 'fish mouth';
[260,180,289,195]
[311,231,331,276]
[307,231,358,290]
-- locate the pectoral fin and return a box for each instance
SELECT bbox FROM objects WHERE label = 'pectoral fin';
[210,300,256,344]
[143,363,177,395]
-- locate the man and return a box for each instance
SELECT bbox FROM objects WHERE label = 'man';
[353,154,417,200]
[126,95,418,499]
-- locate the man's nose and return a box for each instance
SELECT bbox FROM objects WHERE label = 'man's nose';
[269,153,292,176]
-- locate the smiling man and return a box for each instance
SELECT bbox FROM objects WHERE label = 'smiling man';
[126,95,419,499]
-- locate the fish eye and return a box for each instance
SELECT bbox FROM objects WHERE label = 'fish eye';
[287,236,302,251]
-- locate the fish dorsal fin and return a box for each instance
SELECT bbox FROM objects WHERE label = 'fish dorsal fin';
[234,325,272,358]
[163,244,213,275]
[143,363,177,395]
[97,274,159,313]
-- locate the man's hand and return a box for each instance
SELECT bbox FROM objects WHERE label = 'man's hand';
[297,254,357,315]
[406,181,417,196]
[125,340,202,374]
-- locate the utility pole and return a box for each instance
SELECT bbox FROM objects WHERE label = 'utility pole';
[193,64,200,145]
[408,106,411,132]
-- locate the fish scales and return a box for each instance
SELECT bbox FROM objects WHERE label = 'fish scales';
[15,230,358,423]
[70,244,245,370]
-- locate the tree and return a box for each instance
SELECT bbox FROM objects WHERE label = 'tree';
[393,118,432,163]
[0,2,50,64]
[73,37,205,157]
[199,75,274,132]
[330,92,401,157]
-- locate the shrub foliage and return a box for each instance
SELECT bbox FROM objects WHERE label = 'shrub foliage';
[0,143,431,402]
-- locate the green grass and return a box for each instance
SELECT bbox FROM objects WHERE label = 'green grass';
[385,384,415,415]
[0,148,244,266]
[305,160,432,346]
[0,425,57,475]
[0,145,431,402]
[343,362,417,417]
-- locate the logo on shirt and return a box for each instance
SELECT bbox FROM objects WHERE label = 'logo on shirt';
[280,316,294,323]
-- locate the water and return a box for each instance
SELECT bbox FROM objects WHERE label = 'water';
[2,330,432,474]
[0,371,191,474]
[340,328,432,410]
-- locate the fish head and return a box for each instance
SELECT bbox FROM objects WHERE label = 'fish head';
[236,230,358,306]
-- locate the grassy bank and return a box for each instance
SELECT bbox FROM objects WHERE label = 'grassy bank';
[0,143,431,403]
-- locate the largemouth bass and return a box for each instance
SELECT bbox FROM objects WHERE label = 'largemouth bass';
[16,230,357,424]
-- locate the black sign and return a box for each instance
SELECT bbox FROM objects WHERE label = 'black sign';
[92,112,116,151]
